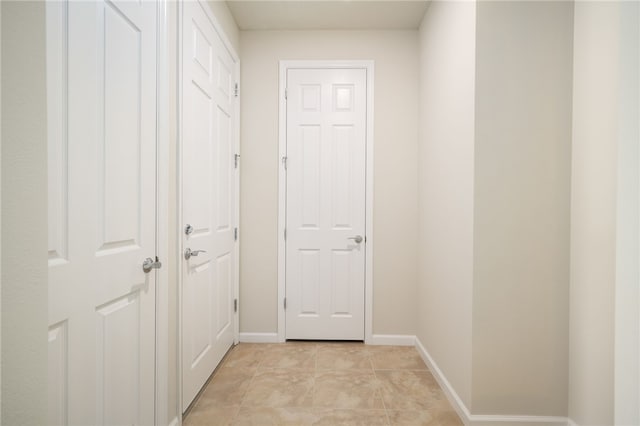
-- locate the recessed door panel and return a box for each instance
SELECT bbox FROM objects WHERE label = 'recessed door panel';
[331,125,354,229]
[47,0,68,266]
[193,23,212,78]
[217,107,232,231]
[330,250,352,317]
[299,249,321,316]
[300,125,321,229]
[96,294,141,426]
[185,82,213,233]
[189,260,213,366]
[216,253,232,335]
[101,2,142,249]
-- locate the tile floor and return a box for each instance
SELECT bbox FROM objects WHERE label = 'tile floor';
[183,342,463,426]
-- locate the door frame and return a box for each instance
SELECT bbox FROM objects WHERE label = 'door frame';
[176,0,241,419]
[277,60,375,344]
[155,1,169,425]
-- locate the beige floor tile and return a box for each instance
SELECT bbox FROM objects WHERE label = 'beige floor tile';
[386,409,463,426]
[259,343,318,370]
[436,409,464,426]
[198,367,256,407]
[184,343,461,426]
[223,344,269,368]
[316,345,372,370]
[370,346,427,370]
[242,369,314,407]
[376,370,442,410]
[386,409,437,426]
[313,409,389,425]
[313,370,384,409]
[184,405,239,426]
[232,407,320,425]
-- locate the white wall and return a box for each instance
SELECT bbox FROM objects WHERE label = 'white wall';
[569,3,618,424]
[417,0,476,408]
[614,3,640,424]
[239,30,419,336]
[472,1,573,415]
[570,2,640,424]
[208,0,240,54]
[418,1,573,417]
[1,2,48,424]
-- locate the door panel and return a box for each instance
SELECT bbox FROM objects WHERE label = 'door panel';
[47,1,157,424]
[182,0,238,410]
[285,68,367,340]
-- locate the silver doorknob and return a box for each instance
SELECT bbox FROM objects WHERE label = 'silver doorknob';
[184,248,207,260]
[142,257,162,273]
[348,235,363,244]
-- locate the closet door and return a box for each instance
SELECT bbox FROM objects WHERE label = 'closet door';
[47,1,158,424]
[181,0,238,410]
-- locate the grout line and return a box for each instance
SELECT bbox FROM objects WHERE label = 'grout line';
[370,355,392,426]
[234,348,266,412]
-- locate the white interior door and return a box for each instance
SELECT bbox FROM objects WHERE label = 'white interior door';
[47,1,158,425]
[181,0,238,410]
[285,68,367,340]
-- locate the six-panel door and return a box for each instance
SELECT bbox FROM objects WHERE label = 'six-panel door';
[285,68,368,340]
[181,0,238,410]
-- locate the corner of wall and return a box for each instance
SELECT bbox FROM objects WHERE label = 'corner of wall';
[416,0,476,411]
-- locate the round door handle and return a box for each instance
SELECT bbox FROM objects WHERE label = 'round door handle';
[348,235,363,244]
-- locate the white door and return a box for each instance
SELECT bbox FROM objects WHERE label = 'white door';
[181,0,238,410]
[285,68,367,340]
[47,1,158,425]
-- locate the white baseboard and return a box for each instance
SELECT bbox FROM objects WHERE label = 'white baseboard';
[414,337,472,422]
[468,415,569,426]
[414,337,570,426]
[566,419,578,426]
[369,334,416,346]
[168,416,179,426]
[238,332,279,343]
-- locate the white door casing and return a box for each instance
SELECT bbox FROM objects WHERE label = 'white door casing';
[280,63,374,341]
[47,1,159,425]
[180,0,239,410]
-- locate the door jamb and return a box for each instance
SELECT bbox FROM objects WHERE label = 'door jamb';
[155,1,169,425]
[176,0,241,420]
[277,60,375,344]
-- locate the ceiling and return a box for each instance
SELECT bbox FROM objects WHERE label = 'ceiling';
[225,1,431,31]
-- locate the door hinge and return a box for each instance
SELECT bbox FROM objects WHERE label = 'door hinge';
[234,82,239,97]
[282,156,288,170]
[284,297,287,310]
[234,298,238,313]
[284,88,287,100]
[234,153,240,169]
[234,227,238,241]
[284,228,287,241]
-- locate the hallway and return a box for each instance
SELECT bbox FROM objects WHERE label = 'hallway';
[183,342,462,425]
